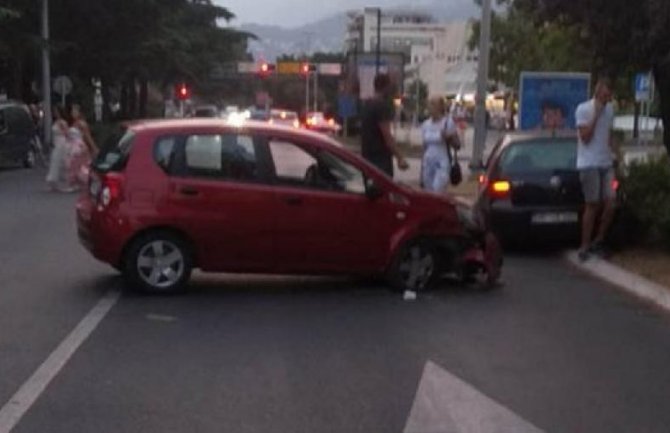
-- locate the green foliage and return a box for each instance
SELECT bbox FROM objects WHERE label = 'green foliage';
[622,156,670,247]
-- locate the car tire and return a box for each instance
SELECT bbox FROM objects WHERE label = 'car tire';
[386,239,439,292]
[123,231,192,294]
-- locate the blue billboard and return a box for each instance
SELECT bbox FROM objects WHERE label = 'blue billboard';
[519,72,591,130]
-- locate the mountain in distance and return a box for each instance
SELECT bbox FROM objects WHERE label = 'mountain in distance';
[239,0,481,61]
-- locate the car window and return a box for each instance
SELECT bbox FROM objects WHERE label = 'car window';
[93,128,135,173]
[499,139,577,174]
[269,139,317,182]
[184,133,258,181]
[154,136,178,172]
[316,151,366,194]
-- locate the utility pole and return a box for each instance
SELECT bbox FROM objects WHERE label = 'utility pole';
[313,70,318,112]
[471,0,492,169]
[305,71,310,117]
[375,8,382,74]
[41,0,52,147]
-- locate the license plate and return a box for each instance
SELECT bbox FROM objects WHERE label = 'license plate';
[531,212,579,224]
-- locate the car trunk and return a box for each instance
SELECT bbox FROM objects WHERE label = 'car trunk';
[510,169,583,207]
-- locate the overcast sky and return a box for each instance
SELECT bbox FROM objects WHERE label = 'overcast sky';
[215,0,435,28]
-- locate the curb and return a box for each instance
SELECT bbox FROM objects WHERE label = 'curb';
[565,251,670,313]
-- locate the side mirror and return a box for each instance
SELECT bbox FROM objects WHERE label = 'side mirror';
[365,178,384,201]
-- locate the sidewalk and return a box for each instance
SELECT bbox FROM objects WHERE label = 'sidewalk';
[566,251,670,313]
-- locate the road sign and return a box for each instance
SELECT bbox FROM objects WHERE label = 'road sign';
[53,76,72,96]
[277,62,302,74]
[318,63,342,76]
[635,72,652,102]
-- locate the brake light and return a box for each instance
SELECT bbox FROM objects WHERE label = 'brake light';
[612,179,619,191]
[488,180,511,199]
[98,174,123,208]
[293,120,300,128]
[328,118,335,126]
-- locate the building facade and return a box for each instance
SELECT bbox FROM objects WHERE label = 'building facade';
[345,9,478,98]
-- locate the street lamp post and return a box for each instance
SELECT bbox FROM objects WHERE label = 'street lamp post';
[41,0,52,147]
[471,0,492,169]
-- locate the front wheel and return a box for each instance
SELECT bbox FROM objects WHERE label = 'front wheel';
[386,240,439,292]
[123,232,193,294]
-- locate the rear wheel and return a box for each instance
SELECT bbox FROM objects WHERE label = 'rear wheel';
[123,231,192,294]
[387,240,439,292]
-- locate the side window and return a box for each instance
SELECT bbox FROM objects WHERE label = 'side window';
[154,136,177,172]
[269,139,317,184]
[317,151,366,194]
[183,133,258,181]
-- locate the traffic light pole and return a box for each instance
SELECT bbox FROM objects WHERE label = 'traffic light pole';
[471,0,492,169]
[305,73,310,117]
[313,72,318,112]
[41,0,52,147]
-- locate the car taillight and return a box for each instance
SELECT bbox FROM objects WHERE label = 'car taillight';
[97,174,123,208]
[293,120,300,128]
[488,180,511,199]
[612,179,619,191]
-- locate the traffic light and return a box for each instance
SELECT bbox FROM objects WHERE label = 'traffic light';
[176,83,190,101]
[301,63,317,75]
[259,63,276,75]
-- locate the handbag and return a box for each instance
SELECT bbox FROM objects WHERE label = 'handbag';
[446,135,463,186]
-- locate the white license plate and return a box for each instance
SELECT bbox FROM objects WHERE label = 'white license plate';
[531,212,579,224]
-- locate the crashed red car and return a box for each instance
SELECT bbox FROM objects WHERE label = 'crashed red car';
[76,118,502,293]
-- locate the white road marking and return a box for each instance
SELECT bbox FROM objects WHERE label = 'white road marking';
[404,361,547,433]
[0,290,120,433]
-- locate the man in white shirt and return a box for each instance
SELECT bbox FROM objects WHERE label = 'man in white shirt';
[575,78,616,261]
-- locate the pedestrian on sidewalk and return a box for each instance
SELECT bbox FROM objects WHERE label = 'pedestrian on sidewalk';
[421,96,459,193]
[66,104,98,190]
[45,105,70,192]
[360,73,409,177]
[576,77,617,261]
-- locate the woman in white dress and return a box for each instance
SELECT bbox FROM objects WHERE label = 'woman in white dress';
[421,97,458,193]
[45,106,70,191]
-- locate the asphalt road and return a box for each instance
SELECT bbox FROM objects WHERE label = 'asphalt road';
[2,166,670,433]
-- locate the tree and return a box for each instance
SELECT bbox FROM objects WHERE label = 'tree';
[509,0,670,152]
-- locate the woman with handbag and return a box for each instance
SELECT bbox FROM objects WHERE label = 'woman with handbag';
[421,97,460,193]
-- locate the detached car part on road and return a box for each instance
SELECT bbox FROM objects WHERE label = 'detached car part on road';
[76,119,502,293]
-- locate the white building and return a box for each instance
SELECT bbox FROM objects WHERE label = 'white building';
[345,9,478,98]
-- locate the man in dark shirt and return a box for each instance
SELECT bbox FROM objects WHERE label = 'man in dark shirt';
[360,74,409,177]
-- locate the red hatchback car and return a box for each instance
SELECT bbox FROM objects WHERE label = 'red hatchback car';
[76,119,501,293]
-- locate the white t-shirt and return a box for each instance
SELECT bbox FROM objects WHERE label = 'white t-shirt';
[421,116,456,149]
[575,99,614,169]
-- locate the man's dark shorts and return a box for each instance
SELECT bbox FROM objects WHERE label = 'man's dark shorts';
[579,167,615,204]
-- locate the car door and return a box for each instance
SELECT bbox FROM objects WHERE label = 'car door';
[165,131,278,272]
[263,137,398,273]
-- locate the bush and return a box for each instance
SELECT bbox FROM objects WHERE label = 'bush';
[621,155,670,248]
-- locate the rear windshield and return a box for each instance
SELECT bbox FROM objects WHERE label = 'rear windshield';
[271,111,298,120]
[93,127,135,172]
[499,139,577,174]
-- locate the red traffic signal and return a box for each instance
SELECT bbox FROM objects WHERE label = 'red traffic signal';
[301,63,317,75]
[176,83,190,100]
[259,63,276,74]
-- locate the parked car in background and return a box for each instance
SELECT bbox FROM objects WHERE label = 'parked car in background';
[269,109,300,128]
[77,118,502,294]
[192,105,220,118]
[305,112,341,135]
[0,101,39,168]
[475,131,615,245]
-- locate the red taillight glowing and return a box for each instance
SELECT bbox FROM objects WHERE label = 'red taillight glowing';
[612,179,619,191]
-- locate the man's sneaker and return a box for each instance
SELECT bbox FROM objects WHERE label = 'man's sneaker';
[589,241,607,258]
[578,249,591,262]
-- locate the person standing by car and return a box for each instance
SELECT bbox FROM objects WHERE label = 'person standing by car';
[421,97,458,193]
[67,104,98,189]
[45,106,70,192]
[576,78,616,261]
[360,74,409,177]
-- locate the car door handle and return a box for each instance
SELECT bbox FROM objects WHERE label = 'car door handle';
[178,187,200,196]
[283,196,303,206]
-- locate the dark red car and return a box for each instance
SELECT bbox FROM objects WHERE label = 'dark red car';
[76,119,501,293]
